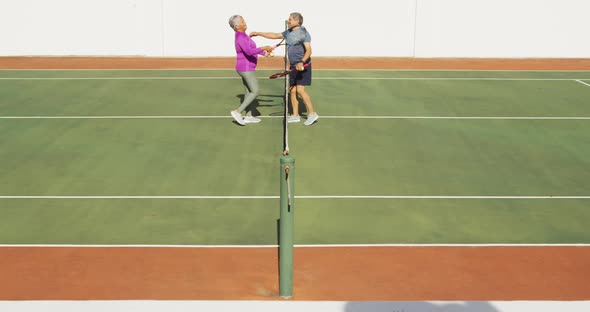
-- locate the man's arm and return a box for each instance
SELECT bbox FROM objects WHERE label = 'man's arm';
[296,42,312,71]
[250,32,284,39]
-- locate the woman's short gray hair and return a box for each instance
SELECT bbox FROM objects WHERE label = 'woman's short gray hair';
[228,15,242,30]
[290,12,303,26]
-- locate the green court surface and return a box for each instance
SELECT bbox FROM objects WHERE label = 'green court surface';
[1,69,589,245]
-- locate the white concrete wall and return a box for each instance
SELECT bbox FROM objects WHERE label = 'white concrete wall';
[1,0,143,55]
[160,0,416,57]
[414,0,590,58]
[0,0,588,58]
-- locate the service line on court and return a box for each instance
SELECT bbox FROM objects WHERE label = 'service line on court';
[576,79,590,87]
[1,195,590,199]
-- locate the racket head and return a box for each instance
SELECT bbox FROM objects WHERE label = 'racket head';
[269,70,288,79]
[268,63,309,79]
[275,38,285,48]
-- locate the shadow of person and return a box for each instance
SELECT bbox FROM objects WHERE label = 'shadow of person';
[258,94,285,99]
[235,94,283,116]
[287,97,308,116]
[344,301,500,312]
[235,94,262,116]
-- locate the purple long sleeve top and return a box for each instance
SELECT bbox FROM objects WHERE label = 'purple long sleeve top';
[234,31,264,72]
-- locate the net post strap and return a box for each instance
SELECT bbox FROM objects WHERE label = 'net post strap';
[285,165,292,206]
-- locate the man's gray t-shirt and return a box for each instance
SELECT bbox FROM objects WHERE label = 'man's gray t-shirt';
[282,27,311,65]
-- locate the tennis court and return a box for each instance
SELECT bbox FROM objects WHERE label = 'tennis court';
[1,59,590,300]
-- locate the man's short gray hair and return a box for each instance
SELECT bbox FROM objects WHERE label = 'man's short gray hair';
[290,12,303,26]
[228,14,242,30]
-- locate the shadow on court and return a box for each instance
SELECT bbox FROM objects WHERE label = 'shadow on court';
[235,93,308,117]
[236,94,283,117]
[344,301,500,312]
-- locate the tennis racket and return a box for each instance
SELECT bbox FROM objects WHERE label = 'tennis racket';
[263,38,286,57]
[272,38,286,50]
[267,38,285,57]
[269,63,309,79]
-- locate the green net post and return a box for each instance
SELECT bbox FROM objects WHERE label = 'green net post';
[279,155,295,298]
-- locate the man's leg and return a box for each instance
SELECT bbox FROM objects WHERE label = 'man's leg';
[297,85,319,126]
[288,86,301,123]
[290,86,299,116]
[296,85,315,115]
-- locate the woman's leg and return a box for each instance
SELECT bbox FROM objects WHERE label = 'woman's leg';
[236,71,259,113]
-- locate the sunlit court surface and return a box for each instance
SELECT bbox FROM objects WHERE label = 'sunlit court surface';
[1,2,590,311]
[1,56,590,311]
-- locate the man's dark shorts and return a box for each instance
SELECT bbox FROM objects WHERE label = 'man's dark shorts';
[289,62,312,86]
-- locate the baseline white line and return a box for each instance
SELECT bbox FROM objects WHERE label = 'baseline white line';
[576,79,590,87]
[0,77,239,80]
[1,195,589,199]
[314,77,585,81]
[2,68,590,72]
[2,116,590,120]
[1,243,588,248]
[3,300,590,312]
[0,76,588,81]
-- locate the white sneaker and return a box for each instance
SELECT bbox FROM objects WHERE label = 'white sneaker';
[231,110,245,125]
[287,115,301,123]
[304,113,319,126]
[244,116,262,123]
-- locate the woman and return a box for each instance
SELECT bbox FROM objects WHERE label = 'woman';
[228,15,272,126]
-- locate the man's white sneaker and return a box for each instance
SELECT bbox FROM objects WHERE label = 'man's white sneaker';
[287,115,301,123]
[231,110,245,125]
[244,116,262,123]
[303,113,319,126]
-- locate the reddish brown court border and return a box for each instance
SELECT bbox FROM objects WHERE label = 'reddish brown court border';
[0,246,589,300]
[1,57,590,301]
[1,56,590,70]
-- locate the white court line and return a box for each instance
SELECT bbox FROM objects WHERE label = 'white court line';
[3,300,590,312]
[1,195,589,199]
[0,76,589,81]
[0,195,280,199]
[1,115,590,120]
[0,76,239,80]
[0,115,236,119]
[317,116,590,120]
[1,243,589,248]
[2,300,590,312]
[2,68,590,71]
[314,77,587,81]
[576,79,590,87]
[2,67,590,72]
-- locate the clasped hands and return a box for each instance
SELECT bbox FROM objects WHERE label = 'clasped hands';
[260,46,274,57]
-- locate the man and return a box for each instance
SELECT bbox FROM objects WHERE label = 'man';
[251,12,319,126]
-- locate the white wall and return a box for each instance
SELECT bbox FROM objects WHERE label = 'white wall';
[414,0,590,58]
[0,0,589,58]
[1,0,143,55]
[159,0,416,57]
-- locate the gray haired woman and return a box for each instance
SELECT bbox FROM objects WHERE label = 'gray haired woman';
[229,15,272,125]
